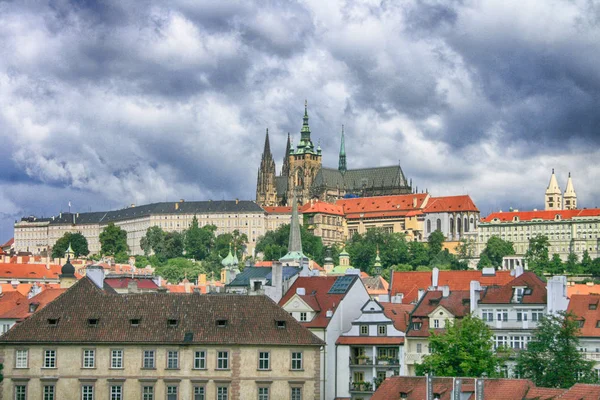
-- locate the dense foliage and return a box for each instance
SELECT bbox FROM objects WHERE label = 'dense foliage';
[51,232,89,258]
[255,223,324,264]
[477,236,515,268]
[516,312,595,388]
[416,314,504,377]
[99,223,129,256]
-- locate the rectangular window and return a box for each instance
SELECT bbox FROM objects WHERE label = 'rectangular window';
[516,310,528,322]
[258,351,270,370]
[378,325,386,335]
[111,350,123,369]
[258,387,269,400]
[481,309,494,322]
[43,385,55,400]
[360,325,368,335]
[142,386,154,400]
[433,319,440,328]
[194,350,206,369]
[15,385,26,400]
[495,335,508,350]
[496,309,508,322]
[15,349,28,368]
[217,351,229,370]
[291,388,302,400]
[166,350,178,369]
[44,350,56,368]
[143,350,155,369]
[83,349,95,368]
[81,385,94,400]
[217,387,228,400]
[166,386,177,400]
[300,312,307,322]
[531,309,544,321]
[193,386,205,400]
[416,343,422,354]
[110,386,122,400]
[291,352,303,370]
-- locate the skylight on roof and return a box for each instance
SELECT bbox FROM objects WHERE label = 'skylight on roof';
[328,276,354,294]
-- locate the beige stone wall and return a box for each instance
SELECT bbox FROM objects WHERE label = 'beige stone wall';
[1,344,320,399]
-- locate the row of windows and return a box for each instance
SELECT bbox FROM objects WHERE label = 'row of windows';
[481,309,545,322]
[15,349,304,371]
[359,324,387,336]
[12,382,304,400]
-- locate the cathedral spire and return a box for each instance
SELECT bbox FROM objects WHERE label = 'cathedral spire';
[338,125,347,173]
[282,132,291,177]
[263,128,271,157]
[279,191,304,262]
[300,99,311,142]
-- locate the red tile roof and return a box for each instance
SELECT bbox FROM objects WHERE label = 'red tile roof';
[482,208,600,223]
[390,270,515,304]
[0,288,67,321]
[371,376,454,400]
[568,284,600,296]
[423,195,479,213]
[0,291,26,316]
[555,384,600,399]
[0,263,63,280]
[1,238,14,248]
[479,272,547,304]
[336,193,429,219]
[254,261,273,267]
[279,276,359,329]
[382,303,413,332]
[300,200,344,216]
[407,290,471,337]
[362,275,390,296]
[336,336,404,345]
[263,206,292,214]
[104,277,159,290]
[567,294,600,337]
[1,277,324,346]
[525,387,567,399]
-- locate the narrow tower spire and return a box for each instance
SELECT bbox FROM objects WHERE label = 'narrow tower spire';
[263,128,271,155]
[279,192,304,262]
[563,172,577,210]
[300,99,311,142]
[338,125,347,172]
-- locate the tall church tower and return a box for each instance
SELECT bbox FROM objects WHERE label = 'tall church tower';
[338,125,347,173]
[545,169,563,211]
[286,101,322,205]
[256,129,278,207]
[281,133,291,177]
[563,172,577,210]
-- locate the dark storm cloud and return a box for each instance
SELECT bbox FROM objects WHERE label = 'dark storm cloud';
[0,0,599,243]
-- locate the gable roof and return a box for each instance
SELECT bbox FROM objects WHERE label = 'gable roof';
[567,294,600,337]
[0,288,67,321]
[104,277,159,290]
[382,303,414,332]
[0,291,26,317]
[313,166,410,193]
[423,195,479,213]
[279,275,359,328]
[226,266,300,287]
[555,384,600,399]
[482,208,600,223]
[390,270,515,304]
[336,193,429,220]
[300,200,344,216]
[0,278,324,346]
[362,275,389,296]
[479,272,547,304]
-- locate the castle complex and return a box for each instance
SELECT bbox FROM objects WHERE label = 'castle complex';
[256,102,413,206]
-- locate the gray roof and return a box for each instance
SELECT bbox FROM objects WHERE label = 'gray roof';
[312,166,410,192]
[26,200,264,226]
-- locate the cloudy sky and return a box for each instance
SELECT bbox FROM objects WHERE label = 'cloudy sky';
[1,0,600,243]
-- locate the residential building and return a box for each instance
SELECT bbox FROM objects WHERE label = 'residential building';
[568,293,600,377]
[0,268,324,400]
[371,376,600,400]
[300,200,346,246]
[225,265,300,302]
[336,300,412,399]
[279,274,370,400]
[255,102,413,207]
[14,200,267,256]
[477,208,600,260]
[404,288,471,375]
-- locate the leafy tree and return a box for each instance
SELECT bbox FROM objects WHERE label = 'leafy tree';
[140,226,166,257]
[185,219,217,260]
[516,312,595,388]
[429,249,455,270]
[589,258,600,277]
[155,258,206,284]
[416,314,503,377]
[52,232,89,258]
[478,236,514,268]
[408,241,429,268]
[525,235,550,274]
[477,253,493,269]
[457,238,475,259]
[214,230,248,261]
[99,223,129,256]
[255,224,323,263]
[547,253,565,275]
[114,251,129,264]
[427,230,445,258]
[163,231,184,260]
[565,252,581,275]
[581,250,593,274]
[345,229,409,273]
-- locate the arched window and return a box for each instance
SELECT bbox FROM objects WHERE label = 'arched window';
[457,216,462,234]
[436,219,442,231]
[450,218,454,233]
[427,220,432,233]
[464,217,469,232]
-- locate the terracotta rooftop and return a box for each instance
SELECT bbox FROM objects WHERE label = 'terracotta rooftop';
[407,290,471,337]
[104,277,159,290]
[482,208,600,223]
[336,193,429,219]
[568,284,600,297]
[555,383,600,399]
[0,278,324,346]
[568,294,600,338]
[390,270,515,304]
[479,272,547,304]
[0,291,26,317]
[300,200,344,216]
[0,288,66,321]
[423,195,479,213]
[382,303,414,332]
[279,275,360,329]
[263,206,292,214]
[0,263,63,280]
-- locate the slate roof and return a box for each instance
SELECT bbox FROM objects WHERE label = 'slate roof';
[0,278,324,346]
[23,200,264,226]
[567,294,600,337]
[479,272,547,305]
[312,166,410,193]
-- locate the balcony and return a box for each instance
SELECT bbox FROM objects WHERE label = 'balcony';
[375,356,400,366]
[404,352,424,365]
[349,381,374,393]
[350,356,373,366]
[583,352,600,362]
[483,319,540,330]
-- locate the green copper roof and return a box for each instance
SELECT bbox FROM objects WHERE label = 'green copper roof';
[338,125,347,172]
[293,100,319,156]
[221,245,238,267]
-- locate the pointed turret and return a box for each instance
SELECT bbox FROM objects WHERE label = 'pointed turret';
[256,128,277,207]
[282,132,291,177]
[338,125,347,172]
[263,128,272,156]
[373,246,382,276]
[280,193,304,263]
[545,168,562,211]
[294,100,316,154]
[563,172,577,210]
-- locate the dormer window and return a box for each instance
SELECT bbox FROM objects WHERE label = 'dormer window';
[412,322,422,331]
[48,318,58,326]
[400,393,408,399]
[276,320,286,329]
[168,319,178,327]
[590,303,598,310]
[130,318,140,326]
[88,318,98,327]
[217,319,228,328]
[596,321,600,328]
[29,303,39,313]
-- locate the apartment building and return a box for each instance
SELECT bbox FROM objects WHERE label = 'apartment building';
[568,293,600,377]
[0,267,324,400]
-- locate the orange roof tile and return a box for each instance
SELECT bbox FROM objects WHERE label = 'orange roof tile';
[382,303,413,332]
[0,263,63,280]
[482,208,600,223]
[556,383,600,399]
[254,261,273,267]
[0,291,26,316]
[300,201,344,216]
[336,193,429,219]
[479,272,547,304]
[567,294,600,337]
[525,387,566,399]
[390,270,515,304]
[263,206,292,214]
[424,195,479,213]
[568,284,600,296]
[0,288,67,320]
